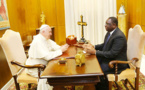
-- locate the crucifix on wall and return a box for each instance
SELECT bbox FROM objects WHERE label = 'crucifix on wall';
[77,15,87,43]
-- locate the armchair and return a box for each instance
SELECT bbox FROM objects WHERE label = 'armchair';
[0,30,45,90]
[107,25,145,90]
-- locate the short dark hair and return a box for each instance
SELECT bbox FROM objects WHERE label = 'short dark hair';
[108,17,118,26]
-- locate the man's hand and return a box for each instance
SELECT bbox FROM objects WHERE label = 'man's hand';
[83,44,96,54]
[61,44,69,52]
[84,48,96,54]
[82,43,94,49]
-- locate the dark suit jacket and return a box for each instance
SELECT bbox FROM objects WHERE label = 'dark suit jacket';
[95,28,129,74]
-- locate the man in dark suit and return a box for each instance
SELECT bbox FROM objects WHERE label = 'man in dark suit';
[83,17,129,90]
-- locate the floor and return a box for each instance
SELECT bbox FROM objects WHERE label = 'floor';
[7,55,145,90]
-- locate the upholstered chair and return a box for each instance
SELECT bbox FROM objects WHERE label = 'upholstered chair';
[0,30,45,90]
[107,25,145,90]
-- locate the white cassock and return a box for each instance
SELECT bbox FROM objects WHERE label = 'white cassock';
[25,34,62,90]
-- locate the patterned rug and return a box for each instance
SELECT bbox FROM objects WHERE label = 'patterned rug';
[112,72,145,90]
[8,72,145,90]
[8,83,37,90]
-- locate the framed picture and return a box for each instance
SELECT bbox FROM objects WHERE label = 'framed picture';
[0,0,10,30]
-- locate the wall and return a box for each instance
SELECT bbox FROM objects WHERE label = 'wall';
[117,0,145,54]
[0,0,66,88]
[0,45,12,89]
[39,0,66,45]
[117,0,142,29]
[0,0,66,45]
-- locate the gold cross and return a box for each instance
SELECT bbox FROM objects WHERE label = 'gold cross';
[78,15,87,38]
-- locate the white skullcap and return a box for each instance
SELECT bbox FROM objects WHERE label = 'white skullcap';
[40,24,50,31]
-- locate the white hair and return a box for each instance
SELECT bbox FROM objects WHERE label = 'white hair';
[39,24,50,33]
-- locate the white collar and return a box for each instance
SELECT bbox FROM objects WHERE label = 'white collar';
[38,34,48,41]
[109,28,117,35]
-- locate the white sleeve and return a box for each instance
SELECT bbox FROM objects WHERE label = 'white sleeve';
[49,40,61,50]
[29,38,63,61]
[43,49,62,60]
[42,40,62,61]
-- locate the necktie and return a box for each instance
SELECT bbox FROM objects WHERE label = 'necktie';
[103,32,110,50]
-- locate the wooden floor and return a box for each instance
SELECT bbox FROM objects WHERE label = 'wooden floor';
[53,85,96,90]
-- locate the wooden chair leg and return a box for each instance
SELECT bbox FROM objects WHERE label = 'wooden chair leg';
[114,81,121,90]
[109,81,112,90]
[122,80,129,90]
[13,75,20,90]
[125,79,127,85]
[126,79,135,90]
[135,68,140,90]
[135,77,139,90]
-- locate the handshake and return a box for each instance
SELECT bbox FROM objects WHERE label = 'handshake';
[82,43,96,55]
[60,43,96,55]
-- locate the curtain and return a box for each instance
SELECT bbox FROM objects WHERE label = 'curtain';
[64,0,116,44]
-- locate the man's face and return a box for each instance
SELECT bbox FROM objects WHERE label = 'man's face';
[44,26,52,39]
[105,19,116,32]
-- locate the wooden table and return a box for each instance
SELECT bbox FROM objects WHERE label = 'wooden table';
[41,46,103,88]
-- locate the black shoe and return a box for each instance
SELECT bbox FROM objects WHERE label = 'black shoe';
[95,76,109,90]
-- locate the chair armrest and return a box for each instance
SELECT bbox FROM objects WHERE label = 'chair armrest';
[11,60,46,70]
[109,58,138,68]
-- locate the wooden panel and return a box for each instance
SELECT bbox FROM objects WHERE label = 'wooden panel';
[17,0,27,37]
[142,0,145,25]
[57,26,66,45]
[25,0,40,35]
[56,0,65,26]
[142,25,145,54]
[141,25,145,32]
[40,0,57,26]
[129,23,136,28]
[117,0,142,28]
[0,45,12,88]
[0,0,66,45]
[132,0,136,24]
[6,0,18,31]
[135,0,142,25]
[0,30,6,37]
[6,0,40,40]
[127,0,131,23]
[0,0,66,88]
[56,0,66,45]
[128,0,134,23]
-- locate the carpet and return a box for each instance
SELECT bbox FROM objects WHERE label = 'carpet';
[8,72,145,90]
[7,83,37,90]
[112,72,145,90]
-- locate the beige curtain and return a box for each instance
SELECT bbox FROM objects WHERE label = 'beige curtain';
[64,0,116,44]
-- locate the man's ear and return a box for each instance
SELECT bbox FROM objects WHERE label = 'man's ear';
[112,23,116,28]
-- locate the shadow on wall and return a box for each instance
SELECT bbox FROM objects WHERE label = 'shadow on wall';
[0,45,12,89]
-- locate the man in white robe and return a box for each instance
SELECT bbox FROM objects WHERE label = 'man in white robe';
[25,24,69,90]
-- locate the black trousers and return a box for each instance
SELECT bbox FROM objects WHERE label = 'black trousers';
[95,75,109,90]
